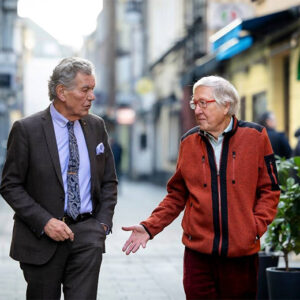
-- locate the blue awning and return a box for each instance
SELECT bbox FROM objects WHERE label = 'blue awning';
[216,36,253,61]
[211,6,300,61]
[181,5,300,86]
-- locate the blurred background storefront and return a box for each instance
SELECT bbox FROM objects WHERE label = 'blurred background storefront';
[1,0,300,185]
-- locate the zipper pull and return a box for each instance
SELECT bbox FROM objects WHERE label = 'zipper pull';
[232,151,236,184]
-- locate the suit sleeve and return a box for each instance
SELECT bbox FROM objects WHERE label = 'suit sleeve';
[0,121,53,237]
[94,120,118,232]
[254,127,280,238]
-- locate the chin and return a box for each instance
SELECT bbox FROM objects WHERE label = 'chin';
[81,110,90,116]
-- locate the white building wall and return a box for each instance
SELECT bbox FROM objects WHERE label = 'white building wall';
[147,0,185,64]
[24,58,59,116]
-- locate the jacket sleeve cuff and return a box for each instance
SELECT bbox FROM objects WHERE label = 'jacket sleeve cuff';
[140,223,152,239]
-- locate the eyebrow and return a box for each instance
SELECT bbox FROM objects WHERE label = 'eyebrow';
[81,84,94,89]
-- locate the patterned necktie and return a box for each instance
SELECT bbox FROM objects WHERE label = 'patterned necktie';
[66,121,81,220]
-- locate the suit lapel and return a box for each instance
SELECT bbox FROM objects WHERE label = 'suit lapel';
[41,107,64,190]
[79,118,97,195]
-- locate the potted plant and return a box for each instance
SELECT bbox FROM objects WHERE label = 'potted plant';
[264,156,300,299]
[257,250,279,300]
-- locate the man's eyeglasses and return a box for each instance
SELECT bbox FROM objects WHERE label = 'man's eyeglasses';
[189,99,216,110]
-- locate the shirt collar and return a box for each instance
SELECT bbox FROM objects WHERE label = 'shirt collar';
[224,117,233,134]
[50,103,69,128]
[204,117,233,141]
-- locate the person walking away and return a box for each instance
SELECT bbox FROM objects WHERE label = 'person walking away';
[294,127,300,156]
[258,111,292,158]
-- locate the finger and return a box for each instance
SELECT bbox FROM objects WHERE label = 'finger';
[141,241,147,248]
[69,232,74,241]
[55,235,64,242]
[122,239,132,252]
[59,231,68,241]
[132,243,141,253]
[122,226,136,231]
[64,226,74,240]
[126,242,135,255]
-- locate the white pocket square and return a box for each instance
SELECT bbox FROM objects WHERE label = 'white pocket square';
[96,143,105,155]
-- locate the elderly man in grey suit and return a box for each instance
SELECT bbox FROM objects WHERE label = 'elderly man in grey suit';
[0,57,118,300]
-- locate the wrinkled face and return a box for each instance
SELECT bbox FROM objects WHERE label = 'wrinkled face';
[193,85,230,135]
[60,72,95,121]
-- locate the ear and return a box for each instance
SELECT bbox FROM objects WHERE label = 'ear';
[223,102,230,115]
[56,84,66,102]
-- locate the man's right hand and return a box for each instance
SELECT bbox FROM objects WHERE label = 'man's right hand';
[122,224,150,255]
[44,218,74,242]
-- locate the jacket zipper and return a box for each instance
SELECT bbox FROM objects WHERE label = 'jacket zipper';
[217,171,222,254]
[214,142,224,255]
[232,151,236,184]
[202,155,207,187]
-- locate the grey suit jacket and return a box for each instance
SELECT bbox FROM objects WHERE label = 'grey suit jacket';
[0,107,118,265]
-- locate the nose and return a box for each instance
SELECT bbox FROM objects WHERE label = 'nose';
[88,90,95,101]
[195,105,203,114]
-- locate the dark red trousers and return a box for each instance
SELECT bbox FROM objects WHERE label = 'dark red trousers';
[183,247,258,300]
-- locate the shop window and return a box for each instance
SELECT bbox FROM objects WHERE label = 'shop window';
[240,96,246,120]
[140,133,147,150]
[169,111,180,162]
[252,91,267,122]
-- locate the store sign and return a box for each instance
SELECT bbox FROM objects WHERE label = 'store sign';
[208,2,254,30]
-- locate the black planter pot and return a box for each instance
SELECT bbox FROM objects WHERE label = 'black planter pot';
[257,252,279,300]
[266,267,300,299]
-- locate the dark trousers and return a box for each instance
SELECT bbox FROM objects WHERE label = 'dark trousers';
[20,218,105,300]
[183,247,258,300]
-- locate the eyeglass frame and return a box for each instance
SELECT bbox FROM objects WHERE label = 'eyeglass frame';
[189,98,216,110]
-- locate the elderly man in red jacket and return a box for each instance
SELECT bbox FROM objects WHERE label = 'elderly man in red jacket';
[122,75,280,299]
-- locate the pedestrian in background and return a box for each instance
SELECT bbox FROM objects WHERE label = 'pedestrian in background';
[110,137,123,181]
[0,57,117,300]
[122,76,280,299]
[258,111,292,158]
[294,127,300,156]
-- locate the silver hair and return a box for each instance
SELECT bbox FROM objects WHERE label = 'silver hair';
[48,57,95,101]
[192,75,239,115]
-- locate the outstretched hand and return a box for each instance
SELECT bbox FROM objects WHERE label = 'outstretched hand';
[122,224,150,255]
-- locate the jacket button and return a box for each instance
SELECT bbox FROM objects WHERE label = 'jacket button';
[188,235,192,240]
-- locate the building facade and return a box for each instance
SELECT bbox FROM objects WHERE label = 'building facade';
[0,0,19,170]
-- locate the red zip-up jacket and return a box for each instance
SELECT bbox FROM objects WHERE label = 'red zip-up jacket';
[141,117,280,257]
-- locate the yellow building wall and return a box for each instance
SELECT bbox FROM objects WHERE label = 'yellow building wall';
[268,55,285,131]
[290,47,300,147]
[230,58,269,122]
[227,42,300,149]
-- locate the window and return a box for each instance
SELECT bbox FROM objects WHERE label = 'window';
[168,111,180,162]
[240,96,246,120]
[252,91,267,122]
[140,133,147,150]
